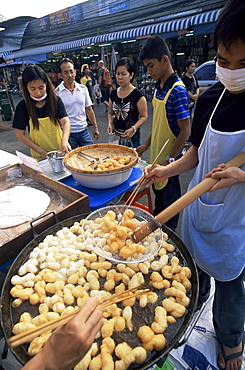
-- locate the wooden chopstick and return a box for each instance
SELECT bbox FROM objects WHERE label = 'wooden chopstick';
[124,139,170,207]
[101,289,151,308]
[99,283,144,305]
[7,284,149,348]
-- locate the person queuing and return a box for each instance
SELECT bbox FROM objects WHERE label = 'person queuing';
[12,65,71,161]
[56,58,99,149]
[136,36,190,231]
[181,59,200,122]
[107,57,148,148]
[98,60,111,112]
[142,1,245,369]
[21,298,103,370]
[80,64,95,107]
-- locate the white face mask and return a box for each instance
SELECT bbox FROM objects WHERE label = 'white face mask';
[30,92,47,101]
[216,64,245,92]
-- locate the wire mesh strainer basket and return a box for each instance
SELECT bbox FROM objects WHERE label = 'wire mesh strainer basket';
[82,205,166,264]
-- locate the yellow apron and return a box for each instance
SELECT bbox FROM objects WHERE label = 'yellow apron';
[150,81,183,190]
[29,117,62,161]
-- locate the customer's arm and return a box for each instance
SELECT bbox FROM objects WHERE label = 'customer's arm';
[21,298,102,370]
[122,96,148,139]
[85,106,99,140]
[136,134,151,157]
[107,98,114,134]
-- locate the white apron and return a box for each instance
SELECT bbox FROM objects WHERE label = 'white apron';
[181,88,245,281]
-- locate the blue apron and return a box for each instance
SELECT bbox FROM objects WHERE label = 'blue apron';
[181,88,245,281]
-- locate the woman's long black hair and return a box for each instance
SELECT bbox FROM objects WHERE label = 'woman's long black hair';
[22,65,59,129]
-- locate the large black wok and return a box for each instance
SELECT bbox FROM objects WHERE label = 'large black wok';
[0,213,199,369]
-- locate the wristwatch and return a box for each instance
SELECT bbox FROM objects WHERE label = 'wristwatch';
[166,156,175,164]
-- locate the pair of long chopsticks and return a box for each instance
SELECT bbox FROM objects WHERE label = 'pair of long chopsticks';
[124,139,170,207]
[7,284,151,348]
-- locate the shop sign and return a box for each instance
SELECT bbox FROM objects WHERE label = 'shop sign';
[136,35,151,40]
[178,29,187,36]
[5,59,14,64]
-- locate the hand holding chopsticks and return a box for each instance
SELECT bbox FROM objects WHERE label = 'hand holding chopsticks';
[124,139,170,208]
[8,284,151,349]
[18,297,103,370]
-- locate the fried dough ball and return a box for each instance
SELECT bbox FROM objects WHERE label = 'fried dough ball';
[122,209,138,230]
[86,270,100,290]
[12,321,36,335]
[162,241,175,252]
[10,286,34,301]
[137,325,166,352]
[162,298,186,318]
[150,271,170,290]
[172,266,192,289]
[12,298,23,308]
[104,269,122,291]
[123,306,133,331]
[119,243,145,260]
[150,255,168,271]
[101,337,115,370]
[90,261,112,278]
[101,319,114,338]
[11,273,35,287]
[151,306,168,333]
[164,286,190,307]
[136,290,158,308]
[115,342,147,370]
[102,303,121,318]
[128,272,144,290]
[80,252,97,262]
[28,331,52,356]
[116,264,135,277]
[138,261,151,275]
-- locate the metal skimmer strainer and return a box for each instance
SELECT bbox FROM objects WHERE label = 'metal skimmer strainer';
[82,205,163,264]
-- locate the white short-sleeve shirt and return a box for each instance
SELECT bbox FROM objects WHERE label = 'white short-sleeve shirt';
[56,81,92,133]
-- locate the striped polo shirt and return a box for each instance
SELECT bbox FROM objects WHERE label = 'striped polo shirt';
[154,73,190,137]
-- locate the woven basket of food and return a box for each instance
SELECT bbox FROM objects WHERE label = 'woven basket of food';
[63,144,139,189]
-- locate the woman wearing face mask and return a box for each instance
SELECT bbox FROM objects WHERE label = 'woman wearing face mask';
[13,65,71,161]
[107,57,148,148]
[142,0,245,369]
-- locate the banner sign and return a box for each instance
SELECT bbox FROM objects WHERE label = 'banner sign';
[40,4,84,31]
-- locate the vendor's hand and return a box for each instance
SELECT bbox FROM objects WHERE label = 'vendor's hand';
[136,143,148,157]
[28,298,103,370]
[61,138,71,154]
[93,128,99,141]
[139,164,170,188]
[205,165,245,191]
[40,148,48,160]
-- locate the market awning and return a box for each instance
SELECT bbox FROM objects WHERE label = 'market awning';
[4,9,222,60]
[190,8,222,26]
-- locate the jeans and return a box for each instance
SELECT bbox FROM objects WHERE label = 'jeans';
[153,175,181,231]
[69,129,93,149]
